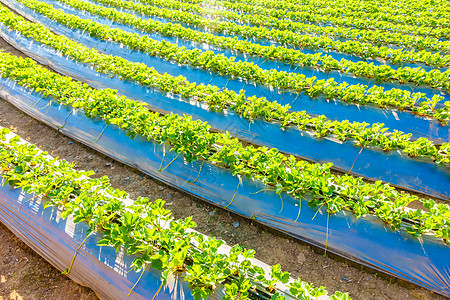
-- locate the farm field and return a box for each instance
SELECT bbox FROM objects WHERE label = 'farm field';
[0,100,445,299]
[0,0,448,299]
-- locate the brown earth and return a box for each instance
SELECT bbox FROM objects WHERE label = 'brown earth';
[0,38,447,300]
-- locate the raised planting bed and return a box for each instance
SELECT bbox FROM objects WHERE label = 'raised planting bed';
[0,2,449,199]
[0,127,347,299]
[0,51,448,297]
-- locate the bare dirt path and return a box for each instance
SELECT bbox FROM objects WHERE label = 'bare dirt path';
[0,37,445,300]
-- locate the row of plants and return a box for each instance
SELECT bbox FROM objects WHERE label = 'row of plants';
[15,0,450,109]
[90,0,450,58]
[191,0,450,39]
[194,0,450,30]
[2,6,449,166]
[173,0,450,20]
[0,127,351,300]
[0,50,449,245]
[132,0,450,41]
[66,0,450,75]
[88,0,450,64]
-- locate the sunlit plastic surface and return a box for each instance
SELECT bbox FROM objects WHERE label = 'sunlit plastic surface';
[0,78,449,297]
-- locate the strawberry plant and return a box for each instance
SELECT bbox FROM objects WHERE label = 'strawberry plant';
[181,0,450,39]
[0,5,449,168]
[0,127,351,299]
[0,1,448,246]
[41,0,450,88]
[103,0,450,53]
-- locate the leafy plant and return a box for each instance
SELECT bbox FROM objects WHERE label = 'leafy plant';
[98,0,450,54]
[0,6,448,167]
[0,127,350,299]
[15,0,450,95]
[0,50,449,245]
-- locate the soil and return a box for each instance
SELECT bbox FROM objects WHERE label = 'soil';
[0,222,97,300]
[0,39,447,300]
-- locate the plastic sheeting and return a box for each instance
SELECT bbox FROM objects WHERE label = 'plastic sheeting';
[0,181,198,300]
[0,131,299,300]
[0,16,449,199]
[0,71,449,297]
[0,175,300,300]
[3,0,450,134]
[82,0,450,73]
[41,0,450,74]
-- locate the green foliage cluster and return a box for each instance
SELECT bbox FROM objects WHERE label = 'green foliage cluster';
[200,0,450,28]
[93,0,450,58]
[0,127,350,300]
[0,50,448,244]
[1,6,449,165]
[172,0,450,33]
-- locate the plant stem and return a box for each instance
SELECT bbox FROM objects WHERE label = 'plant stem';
[128,266,147,296]
[324,212,330,257]
[225,177,242,208]
[187,160,204,183]
[64,231,93,275]
[158,154,180,172]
